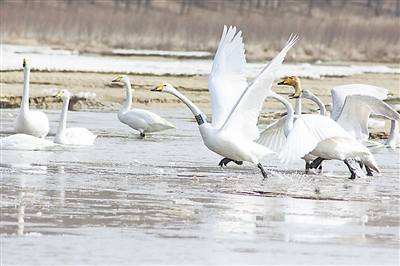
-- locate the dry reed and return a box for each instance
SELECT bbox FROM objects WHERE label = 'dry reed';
[1,0,399,62]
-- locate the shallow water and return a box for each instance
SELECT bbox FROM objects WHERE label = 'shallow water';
[1,108,399,265]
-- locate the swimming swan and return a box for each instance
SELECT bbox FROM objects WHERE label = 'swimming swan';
[270,90,381,179]
[0,134,56,151]
[54,89,97,145]
[13,58,50,138]
[112,75,175,138]
[152,26,298,178]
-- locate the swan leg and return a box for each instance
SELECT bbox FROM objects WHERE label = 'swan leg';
[357,159,373,176]
[344,158,365,179]
[257,163,268,179]
[140,132,146,138]
[218,158,243,167]
[305,162,311,174]
[310,157,325,170]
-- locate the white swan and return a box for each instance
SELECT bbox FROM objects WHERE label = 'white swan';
[269,90,381,179]
[291,89,400,141]
[151,26,298,178]
[0,134,56,151]
[112,75,175,138]
[54,89,97,145]
[13,58,50,138]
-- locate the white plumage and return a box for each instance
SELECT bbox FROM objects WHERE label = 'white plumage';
[0,134,56,151]
[269,90,381,179]
[13,58,50,138]
[54,89,97,145]
[112,75,175,138]
[152,26,298,178]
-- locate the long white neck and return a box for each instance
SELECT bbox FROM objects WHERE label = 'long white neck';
[385,120,399,148]
[121,81,133,113]
[269,91,294,137]
[168,88,206,125]
[56,96,70,139]
[305,92,326,116]
[21,66,30,113]
[294,98,301,115]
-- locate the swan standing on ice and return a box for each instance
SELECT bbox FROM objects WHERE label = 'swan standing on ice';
[54,90,97,145]
[268,90,381,179]
[112,75,175,138]
[13,58,50,138]
[152,26,298,178]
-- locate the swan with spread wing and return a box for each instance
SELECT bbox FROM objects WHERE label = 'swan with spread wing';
[152,26,298,178]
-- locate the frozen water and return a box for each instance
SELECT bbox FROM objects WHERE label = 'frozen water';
[2,44,399,78]
[1,108,399,265]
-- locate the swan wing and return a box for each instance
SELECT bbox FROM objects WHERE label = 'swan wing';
[278,114,350,164]
[255,116,288,152]
[336,95,400,140]
[222,34,299,140]
[330,84,388,121]
[64,127,97,145]
[208,25,247,129]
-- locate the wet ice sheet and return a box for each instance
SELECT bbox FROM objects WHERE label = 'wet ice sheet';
[1,109,399,265]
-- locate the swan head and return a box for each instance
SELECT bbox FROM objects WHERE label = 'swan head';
[288,90,312,99]
[54,89,71,101]
[151,83,177,94]
[23,58,29,68]
[277,76,300,91]
[112,75,130,84]
[325,103,333,112]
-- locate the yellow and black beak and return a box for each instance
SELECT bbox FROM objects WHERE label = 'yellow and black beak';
[151,85,164,92]
[288,91,301,99]
[23,58,29,68]
[54,91,63,98]
[112,77,121,83]
[277,77,291,86]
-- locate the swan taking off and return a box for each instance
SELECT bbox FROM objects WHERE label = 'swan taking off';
[13,58,50,138]
[112,75,175,138]
[54,90,97,145]
[152,26,298,178]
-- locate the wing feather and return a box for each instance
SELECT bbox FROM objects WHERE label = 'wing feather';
[222,34,299,140]
[330,84,388,121]
[278,115,350,164]
[208,25,247,129]
[337,95,400,140]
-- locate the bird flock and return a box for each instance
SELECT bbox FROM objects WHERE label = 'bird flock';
[2,25,399,180]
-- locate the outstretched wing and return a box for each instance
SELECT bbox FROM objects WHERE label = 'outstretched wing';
[330,84,388,121]
[336,94,400,140]
[255,116,288,152]
[222,34,299,141]
[278,114,350,164]
[208,25,248,129]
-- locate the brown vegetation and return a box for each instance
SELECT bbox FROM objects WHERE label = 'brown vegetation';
[1,0,399,62]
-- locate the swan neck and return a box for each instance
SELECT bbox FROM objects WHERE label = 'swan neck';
[385,120,399,147]
[122,81,133,112]
[56,97,70,137]
[270,91,294,137]
[294,98,301,115]
[169,89,205,125]
[21,67,30,112]
[309,93,326,116]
